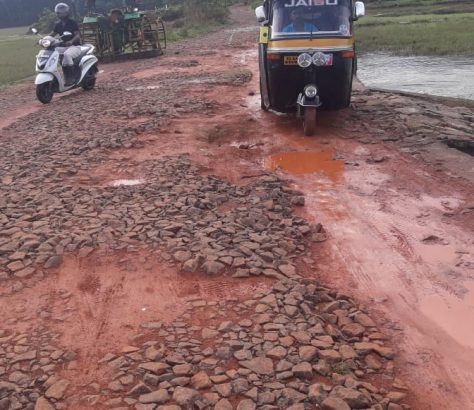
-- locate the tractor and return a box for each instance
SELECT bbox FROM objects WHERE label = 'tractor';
[81,0,166,62]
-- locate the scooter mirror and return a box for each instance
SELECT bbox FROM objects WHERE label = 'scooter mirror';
[31,28,38,34]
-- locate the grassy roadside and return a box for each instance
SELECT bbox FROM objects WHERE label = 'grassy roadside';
[356,12,474,55]
[355,0,474,55]
[0,27,37,87]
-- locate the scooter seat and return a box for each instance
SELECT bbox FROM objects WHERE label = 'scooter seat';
[79,44,94,54]
[73,45,95,65]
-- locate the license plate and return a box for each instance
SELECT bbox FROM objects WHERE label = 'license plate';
[284,56,298,65]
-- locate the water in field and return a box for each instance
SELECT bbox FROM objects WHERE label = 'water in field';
[357,53,474,101]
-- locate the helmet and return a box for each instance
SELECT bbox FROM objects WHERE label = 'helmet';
[54,3,70,18]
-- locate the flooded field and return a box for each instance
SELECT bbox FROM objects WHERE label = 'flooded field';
[358,53,474,101]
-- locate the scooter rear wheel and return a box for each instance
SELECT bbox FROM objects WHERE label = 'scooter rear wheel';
[36,82,54,104]
[82,66,98,91]
[303,107,317,136]
[82,77,96,91]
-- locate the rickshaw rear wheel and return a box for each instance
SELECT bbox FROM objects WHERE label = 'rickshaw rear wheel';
[303,107,317,136]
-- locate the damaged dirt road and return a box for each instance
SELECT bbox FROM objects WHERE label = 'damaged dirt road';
[0,5,473,410]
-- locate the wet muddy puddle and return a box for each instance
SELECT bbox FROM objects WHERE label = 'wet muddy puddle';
[110,179,144,187]
[264,150,344,181]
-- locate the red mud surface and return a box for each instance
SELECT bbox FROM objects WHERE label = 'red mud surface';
[0,5,473,410]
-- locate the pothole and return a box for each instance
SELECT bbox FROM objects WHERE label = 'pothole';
[445,139,474,156]
[264,150,345,181]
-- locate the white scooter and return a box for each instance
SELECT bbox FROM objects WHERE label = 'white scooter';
[32,28,99,104]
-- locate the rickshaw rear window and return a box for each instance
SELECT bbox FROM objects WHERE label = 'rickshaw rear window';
[272,0,351,37]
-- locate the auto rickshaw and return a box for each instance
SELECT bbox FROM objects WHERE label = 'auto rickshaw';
[255,0,365,135]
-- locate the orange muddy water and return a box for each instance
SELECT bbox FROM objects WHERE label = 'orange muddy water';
[265,150,345,181]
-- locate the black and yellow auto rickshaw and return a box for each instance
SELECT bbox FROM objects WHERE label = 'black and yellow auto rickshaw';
[255,0,365,135]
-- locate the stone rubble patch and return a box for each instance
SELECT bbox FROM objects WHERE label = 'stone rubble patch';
[76,279,410,410]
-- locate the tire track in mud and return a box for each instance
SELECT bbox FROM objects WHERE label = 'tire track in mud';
[69,260,128,380]
[306,183,474,409]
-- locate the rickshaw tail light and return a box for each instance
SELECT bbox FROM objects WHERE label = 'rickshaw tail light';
[267,53,280,61]
[342,50,355,58]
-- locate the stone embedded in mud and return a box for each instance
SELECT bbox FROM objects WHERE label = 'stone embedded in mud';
[291,196,305,206]
[202,261,225,275]
[339,345,357,360]
[282,387,307,403]
[0,381,18,394]
[386,391,407,402]
[240,357,274,375]
[354,342,395,359]
[173,250,192,263]
[215,398,233,410]
[354,312,376,328]
[236,398,257,410]
[45,379,69,400]
[319,349,342,364]
[11,350,36,364]
[202,328,219,339]
[44,255,62,269]
[321,396,351,410]
[365,354,383,370]
[266,346,287,360]
[308,383,330,404]
[278,264,297,277]
[342,323,366,338]
[172,363,193,376]
[331,386,371,408]
[299,345,318,362]
[214,382,232,397]
[139,362,169,375]
[34,397,55,410]
[138,389,170,404]
[130,382,155,397]
[172,386,200,406]
[292,362,313,380]
[231,378,249,394]
[191,371,211,390]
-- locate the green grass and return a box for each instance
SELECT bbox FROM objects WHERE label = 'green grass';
[356,11,474,55]
[165,21,226,43]
[364,0,474,17]
[0,27,37,87]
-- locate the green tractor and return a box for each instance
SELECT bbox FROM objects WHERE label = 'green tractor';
[81,1,166,62]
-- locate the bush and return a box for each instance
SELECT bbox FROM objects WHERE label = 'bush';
[30,8,56,34]
[160,5,185,22]
[183,0,230,25]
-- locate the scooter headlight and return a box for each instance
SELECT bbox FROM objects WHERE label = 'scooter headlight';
[297,53,312,68]
[312,52,328,67]
[40,39,51,48]
[304,85,318,99]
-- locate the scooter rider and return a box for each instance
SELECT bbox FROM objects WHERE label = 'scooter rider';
[51,3,82,86]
